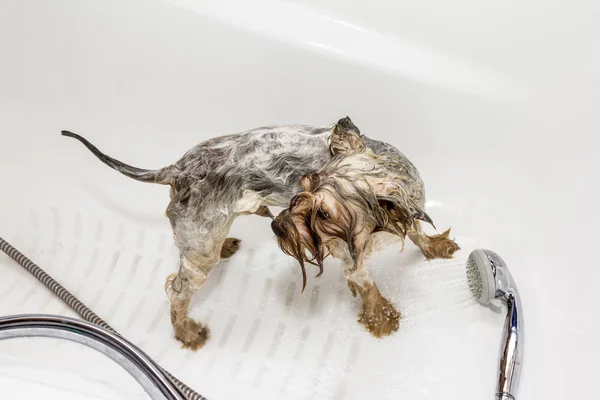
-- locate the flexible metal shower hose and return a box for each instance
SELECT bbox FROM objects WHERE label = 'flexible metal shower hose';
[0,236,207,400]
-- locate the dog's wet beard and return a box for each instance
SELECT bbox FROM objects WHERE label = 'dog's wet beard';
[274,172,426,291]
[272,211,324,292]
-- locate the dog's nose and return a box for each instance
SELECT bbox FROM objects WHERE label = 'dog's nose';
[271,220,284,237]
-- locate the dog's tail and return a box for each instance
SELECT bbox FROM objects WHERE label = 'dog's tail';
[61,131,174,185]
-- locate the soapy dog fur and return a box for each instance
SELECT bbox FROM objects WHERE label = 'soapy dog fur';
[271,119,460,337]
[62,117,458,348]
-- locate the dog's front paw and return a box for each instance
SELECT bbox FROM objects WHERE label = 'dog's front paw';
[174,317,211,351]
[423,229,460,259]
[358,296,400,338]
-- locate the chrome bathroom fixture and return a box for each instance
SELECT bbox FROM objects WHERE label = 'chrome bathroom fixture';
[0,236,206,400]
[0,314,187,400]
[466,249,524,400]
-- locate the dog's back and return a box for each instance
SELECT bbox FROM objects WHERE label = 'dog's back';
[62,121,402,208]
[171,125,334,206]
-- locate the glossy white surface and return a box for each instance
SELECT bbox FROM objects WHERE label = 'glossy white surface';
[0,338,148,400]
[1,0,599,399]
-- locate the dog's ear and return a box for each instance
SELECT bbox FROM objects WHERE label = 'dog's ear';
[301,173,322,192]
[330,116,365,156]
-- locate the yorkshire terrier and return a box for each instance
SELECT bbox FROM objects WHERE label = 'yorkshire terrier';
[271,119,460,337]
[62,116,458,349]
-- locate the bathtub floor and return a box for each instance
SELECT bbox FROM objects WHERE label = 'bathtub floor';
[0,208,497,399]
[2,0,600,399]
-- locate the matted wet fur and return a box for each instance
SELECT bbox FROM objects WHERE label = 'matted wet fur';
[272,119,460,337]
[62,117,410,350]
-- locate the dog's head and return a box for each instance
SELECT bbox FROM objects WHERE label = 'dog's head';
[271,177,354,293]
[272,171,418,291]
[272,117,432,291]
[271,189,323,294]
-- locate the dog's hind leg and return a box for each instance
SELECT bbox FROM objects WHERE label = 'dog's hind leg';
[220,206,273,259]
[165,256,213,351]
[408,221,460,259]
[165,200,236,350]
[220,205,273,260]
[220,238,241,259]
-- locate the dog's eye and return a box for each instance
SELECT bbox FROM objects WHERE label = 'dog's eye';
[317,208,330,219]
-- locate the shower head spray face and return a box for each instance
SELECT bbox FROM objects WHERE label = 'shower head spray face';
[466,249,498,305]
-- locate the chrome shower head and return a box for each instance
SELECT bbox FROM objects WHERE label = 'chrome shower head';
[466,249,524,400]
[467,249,518,305]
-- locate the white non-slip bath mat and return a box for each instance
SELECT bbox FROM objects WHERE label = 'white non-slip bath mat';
[0,207,502,400]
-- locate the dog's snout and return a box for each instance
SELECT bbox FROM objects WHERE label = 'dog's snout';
[271,220,284,237]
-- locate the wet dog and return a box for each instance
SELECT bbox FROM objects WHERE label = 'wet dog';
[271,120,460,337]
[62,117,413,350]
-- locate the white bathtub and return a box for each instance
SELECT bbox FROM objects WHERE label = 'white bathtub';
[1,1,599,399]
